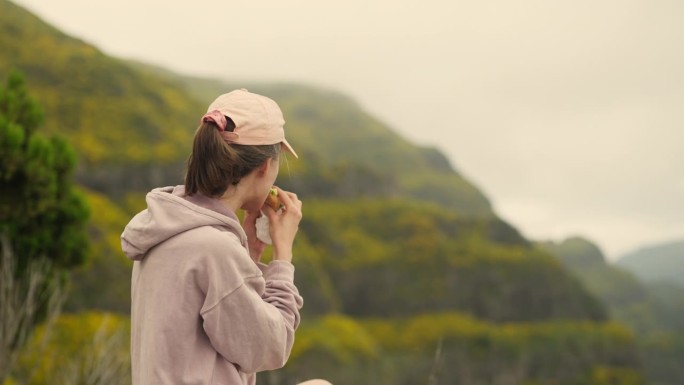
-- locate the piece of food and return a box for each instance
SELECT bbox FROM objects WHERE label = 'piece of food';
[265,187,280,210]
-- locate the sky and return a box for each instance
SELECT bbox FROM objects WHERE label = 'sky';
[14,0,684,261]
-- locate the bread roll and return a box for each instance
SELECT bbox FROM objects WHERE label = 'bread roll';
[265,187,280,210]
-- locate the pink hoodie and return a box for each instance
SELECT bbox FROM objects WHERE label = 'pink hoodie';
[121,186,303,385]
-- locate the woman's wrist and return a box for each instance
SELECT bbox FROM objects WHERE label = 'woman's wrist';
[272,249,293,263]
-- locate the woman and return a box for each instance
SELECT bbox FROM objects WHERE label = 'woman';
[121,89,330,385]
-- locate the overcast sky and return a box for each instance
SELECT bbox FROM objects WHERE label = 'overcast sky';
[14,0,684,261]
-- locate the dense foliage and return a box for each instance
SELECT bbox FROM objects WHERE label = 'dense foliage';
[293,200,606,322]
[14,312,130,385]
[0,71,89,270]
[11,311,643,385]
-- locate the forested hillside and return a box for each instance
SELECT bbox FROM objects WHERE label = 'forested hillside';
[0,1,649,384]
[540,237,684,385]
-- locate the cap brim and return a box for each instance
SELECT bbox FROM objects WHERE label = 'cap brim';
[281,139,298,158]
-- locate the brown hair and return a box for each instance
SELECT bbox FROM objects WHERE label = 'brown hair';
[185,117,280,197]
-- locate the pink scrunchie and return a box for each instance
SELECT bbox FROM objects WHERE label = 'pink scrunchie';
[201,110,227,131]
[201,110,240,142]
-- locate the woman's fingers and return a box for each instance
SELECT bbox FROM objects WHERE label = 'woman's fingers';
[275,187,301,214]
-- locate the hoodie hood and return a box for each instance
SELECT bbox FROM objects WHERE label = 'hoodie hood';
[121,186,247,261]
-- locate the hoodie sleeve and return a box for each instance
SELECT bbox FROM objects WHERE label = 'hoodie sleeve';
[200,245,303,373]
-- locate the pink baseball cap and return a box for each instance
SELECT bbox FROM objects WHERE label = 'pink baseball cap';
[202,88,298,158]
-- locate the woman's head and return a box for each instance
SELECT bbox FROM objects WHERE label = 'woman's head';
[184,89,297,198]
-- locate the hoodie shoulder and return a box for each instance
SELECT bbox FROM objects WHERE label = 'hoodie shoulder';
[121,187,247,261]
[182,225,260,276]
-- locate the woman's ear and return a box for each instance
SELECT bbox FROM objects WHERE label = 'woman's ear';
[257,157,274,175]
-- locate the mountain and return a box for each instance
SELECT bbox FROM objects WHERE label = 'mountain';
[617,239,684,287]
[538,237,650,313]
[1,1,646,384]
[0,0,492,215]
[539,236,684,334]
[540,236,684,385]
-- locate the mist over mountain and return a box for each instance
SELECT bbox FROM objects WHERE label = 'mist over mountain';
[617,239,684,287]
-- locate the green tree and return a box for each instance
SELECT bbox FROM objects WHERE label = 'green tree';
[0,70,89,269]
[0,70,89,382]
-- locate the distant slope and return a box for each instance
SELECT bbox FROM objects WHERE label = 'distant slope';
[538,237,652,328]
[541,236,684,385]
[617,239,684,286]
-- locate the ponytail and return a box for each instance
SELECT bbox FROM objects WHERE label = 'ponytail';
[184,117,280,197]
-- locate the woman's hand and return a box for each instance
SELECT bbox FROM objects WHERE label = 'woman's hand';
[243,209,266,263]
[262,187,302,263]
